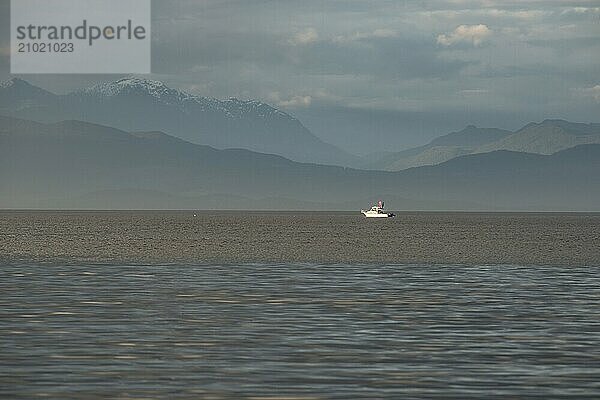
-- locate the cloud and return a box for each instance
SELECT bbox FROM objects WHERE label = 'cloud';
[332,29,398,43]
[561,7,600,15]
[289,28,319,45]
[295,37,470,80]
[269,92,312,108]
[419,8,549,21]
[437,24,491,46]
[573,85,600,102]
[279,95,312,108]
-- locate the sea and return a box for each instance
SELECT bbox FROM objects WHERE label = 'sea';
[1,263,599,399]
[1,212,599,398]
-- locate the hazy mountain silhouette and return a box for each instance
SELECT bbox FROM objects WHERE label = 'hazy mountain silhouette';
[0,78,54,107]
[0,77,359,166]
[367,121,600,171]
[477,119,600,154]
[1,116,598,211]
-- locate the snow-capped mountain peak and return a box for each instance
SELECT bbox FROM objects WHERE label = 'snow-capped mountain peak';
[77,77,292,119]
[1,76,292,120]
[0,77,355,165]
[81,77,200,106]
[222,97,292,119]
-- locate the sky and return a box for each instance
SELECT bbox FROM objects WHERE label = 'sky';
[1,0,599,154]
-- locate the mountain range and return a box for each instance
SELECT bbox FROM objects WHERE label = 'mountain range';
[2,78,599,172]
[0,77,358,166]
[365,120,600,170]
[1,115,598,211]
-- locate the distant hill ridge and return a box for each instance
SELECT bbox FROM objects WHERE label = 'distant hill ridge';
[1,115,598,211]
[366,119,600,171]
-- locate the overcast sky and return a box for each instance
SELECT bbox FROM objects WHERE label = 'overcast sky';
[1,0,599,153]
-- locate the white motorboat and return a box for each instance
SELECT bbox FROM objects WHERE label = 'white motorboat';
[361,200,395,218]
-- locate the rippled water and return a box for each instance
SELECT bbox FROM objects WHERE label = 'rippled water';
[3,211,599,265]
[1,264,599,399]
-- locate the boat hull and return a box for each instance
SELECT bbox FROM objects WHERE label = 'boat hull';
[361,210,395,218]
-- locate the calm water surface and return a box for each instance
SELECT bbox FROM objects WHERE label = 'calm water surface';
[1,264,599,399]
